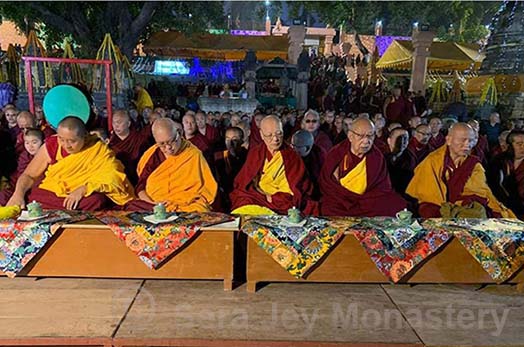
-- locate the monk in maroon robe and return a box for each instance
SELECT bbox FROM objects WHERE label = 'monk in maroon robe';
[109,110,151,185]
[291,130,326,199]
[230,116,319,215]
[383,88,409,127]
[302,109,333,152]
[468,119,489,167]
[183,112,213,165]
[196,111,221,148]
[319,117,407,216]
[407,124,433,168]
[214,127,248,212]
[249,113,264,148]
[428,117,446,149]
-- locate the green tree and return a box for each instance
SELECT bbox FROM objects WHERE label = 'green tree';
[289,1,501,42]
[0,1,226,58]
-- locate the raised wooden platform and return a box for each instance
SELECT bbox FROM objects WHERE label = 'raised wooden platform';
[246,234,524,292]
[6,220,237,291]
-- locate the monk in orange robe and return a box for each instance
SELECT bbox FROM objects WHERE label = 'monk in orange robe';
[109,109,151,185]
[406,123,515,218]
[6,117,135,210]
[230,116,318,215]
[319,117,407,216]
[126,118,217,213]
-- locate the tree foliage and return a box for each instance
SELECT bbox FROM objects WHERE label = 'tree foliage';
[289,1,501,43]
[0,1,226,58]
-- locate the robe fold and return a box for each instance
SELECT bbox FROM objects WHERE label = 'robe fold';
[429,132,446,149]
[406,145,515,218]
[133,140,217,212]
[109,129,151,185]
[201,124,221,147]
[33,135,135,209]
[319,140,407,217]
[314,130,333,153]
[249,117,263,148]
[230,144,319,215]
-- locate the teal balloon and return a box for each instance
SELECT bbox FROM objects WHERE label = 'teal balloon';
[43,85,90,129]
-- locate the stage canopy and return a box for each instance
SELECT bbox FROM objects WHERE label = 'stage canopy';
[376,40,485,71]
[143,31,288,61]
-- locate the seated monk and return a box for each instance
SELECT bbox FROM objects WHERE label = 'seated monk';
[196,111,221,148]
[127,118,217,213]
[4,107,20,142]
[428,117,446,149]
[302,109,333,153]
[214,127,248,212]
[0,128,44,205]
[291,130,326,199]
[406,123,515,218]
[109,109,151,185]
[407,124,433,168]
[488,129,524,218]
[6,117,135,210]
[230,115,318,215]
[14,111,37,154]
[468,119,489,167]
[182,112,213,165]
[385,128,414,195]
[319,117,407,216]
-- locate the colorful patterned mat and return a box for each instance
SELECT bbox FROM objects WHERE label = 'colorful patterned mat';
[351,218,452,283]
[242,215,344,278]
[0,210,88,278]
[96,211,233,269]
[441,218,524,283]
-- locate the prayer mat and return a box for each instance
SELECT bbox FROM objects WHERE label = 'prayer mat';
[0,210,88,278]
[351,218,451,283]
[242,215,344,278]
[443,218,524,283]
[95,211,234,269]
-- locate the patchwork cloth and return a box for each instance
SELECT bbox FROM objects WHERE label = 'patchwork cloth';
[0,210,88,278]
[442,218,524,283]
[351,218,451,283]
[242,215,344,278]
[96,211,233,269]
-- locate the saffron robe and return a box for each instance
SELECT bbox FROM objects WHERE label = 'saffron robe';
[133,140,217,212]
[29,135,135,210]
[319,140,407,216]
[109,129,151,185]
[406,145,515,218]
[135,88,154,115]
[230,144,319,215]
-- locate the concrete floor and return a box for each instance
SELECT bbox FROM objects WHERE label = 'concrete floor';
[0,278,523,347]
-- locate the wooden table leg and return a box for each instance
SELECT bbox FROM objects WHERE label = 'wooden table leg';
[223,278,233,291]
[246,280,257,293]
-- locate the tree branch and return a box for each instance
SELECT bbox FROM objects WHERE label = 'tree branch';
[119,1,159,57]
[25,2,76,34]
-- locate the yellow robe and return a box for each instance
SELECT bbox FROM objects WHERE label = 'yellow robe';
[258,152,293,196]
[135,88,154,115]
[39,136,135,205]
[406,145,515,218]
[339,157,367,195]
[137,140,217,212]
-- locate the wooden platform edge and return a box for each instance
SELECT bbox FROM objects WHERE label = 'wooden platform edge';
[0,337,112,346]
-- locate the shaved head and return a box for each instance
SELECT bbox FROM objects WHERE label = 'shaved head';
[260,115,283,154]
[152,117,177,137]
[291,130,314,157]
[152,118,182,156]
[348,117,375,157]
[447,122,476,160]
[349,117,375,133]
[17,111,37,129]
[58,116,87,137]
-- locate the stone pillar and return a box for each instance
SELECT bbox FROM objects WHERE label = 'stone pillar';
[243,50,258,98]
[265,17,271,35]
[296,71,309,110]
[324,35,334,56]
[287,25,306,64]
[410,30,435,94]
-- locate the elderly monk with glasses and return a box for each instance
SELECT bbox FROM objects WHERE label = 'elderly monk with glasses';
[302,109,333,153]
[126,118,217,213]
[319,117,407,216]
[406,124,434,169]
[230,116,319,215]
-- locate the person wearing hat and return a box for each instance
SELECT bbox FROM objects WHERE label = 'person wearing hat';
[6,116,135,210]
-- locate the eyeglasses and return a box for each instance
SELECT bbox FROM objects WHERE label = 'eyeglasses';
[157,133,180,148]
[304,119,318,124]
[261,131,284,140]
[349,129,375,141]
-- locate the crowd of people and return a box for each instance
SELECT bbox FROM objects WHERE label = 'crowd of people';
[0,81,523,220]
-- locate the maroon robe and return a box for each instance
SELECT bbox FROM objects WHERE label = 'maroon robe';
[332,130,347,145]
[488,154,524,218]
[429,132,446,149]
[314,130,333,153]
[319,140,407,216]
[472,135,489,167]
[201,124,221,148]
[188,132,214,168]
[213,148,247,212]
[385,97,409,127]
[302,144,326,199]
[230,144,319,215]
[407,137,432,168]
[0,150,33,205]
[109,129,150,185]
[42,124,56,138]
[27,136,110,211]
[15,130,24,155]
[418,150,498,218]
[374,137,390,155]
[249,117,263,148]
